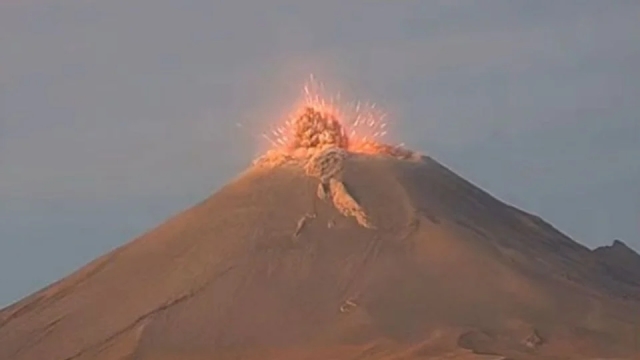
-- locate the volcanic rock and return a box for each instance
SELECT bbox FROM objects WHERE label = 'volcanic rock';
[2,155,640,359]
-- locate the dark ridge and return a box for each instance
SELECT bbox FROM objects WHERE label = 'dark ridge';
[593,239,640,287]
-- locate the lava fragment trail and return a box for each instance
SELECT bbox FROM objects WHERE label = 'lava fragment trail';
[258,74,412,162]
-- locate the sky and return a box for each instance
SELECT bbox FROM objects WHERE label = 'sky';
[1,1,639,306]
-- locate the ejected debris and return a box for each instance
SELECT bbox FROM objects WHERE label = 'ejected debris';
[293,213,316,238]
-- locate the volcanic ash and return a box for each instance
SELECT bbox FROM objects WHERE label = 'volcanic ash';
[252,82,420,228]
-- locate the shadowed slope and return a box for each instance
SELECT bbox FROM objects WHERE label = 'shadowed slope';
[1,156,640,360]
[594,240,640,281]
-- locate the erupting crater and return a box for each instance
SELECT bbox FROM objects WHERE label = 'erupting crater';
[253,76,419,228]
[254,75,418,169]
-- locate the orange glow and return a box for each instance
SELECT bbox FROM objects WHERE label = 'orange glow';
[262,75,396,156]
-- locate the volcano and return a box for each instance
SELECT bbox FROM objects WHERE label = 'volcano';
[2,153,640,359]
[2,81,640,359]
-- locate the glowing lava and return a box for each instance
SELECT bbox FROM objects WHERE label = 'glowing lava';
[255,75,416,167]
[269,76,399,152]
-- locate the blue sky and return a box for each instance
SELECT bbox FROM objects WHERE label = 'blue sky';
[1,1,639,306]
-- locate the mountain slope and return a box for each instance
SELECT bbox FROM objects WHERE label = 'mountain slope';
[594,240,640,287]
[1,155,640,360]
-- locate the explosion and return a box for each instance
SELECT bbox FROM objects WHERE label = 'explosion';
[253,75,418,229]
[256,75,414,166]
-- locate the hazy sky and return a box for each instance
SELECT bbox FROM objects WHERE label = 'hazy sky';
[1,1,639,306]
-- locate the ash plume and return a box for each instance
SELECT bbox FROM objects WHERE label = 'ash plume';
[253,76,418,228]
[254,75,418,168]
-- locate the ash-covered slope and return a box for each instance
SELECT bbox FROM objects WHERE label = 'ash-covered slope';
[1,155,640,360]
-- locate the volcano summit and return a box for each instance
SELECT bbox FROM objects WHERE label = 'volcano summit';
[2,80,640,360]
